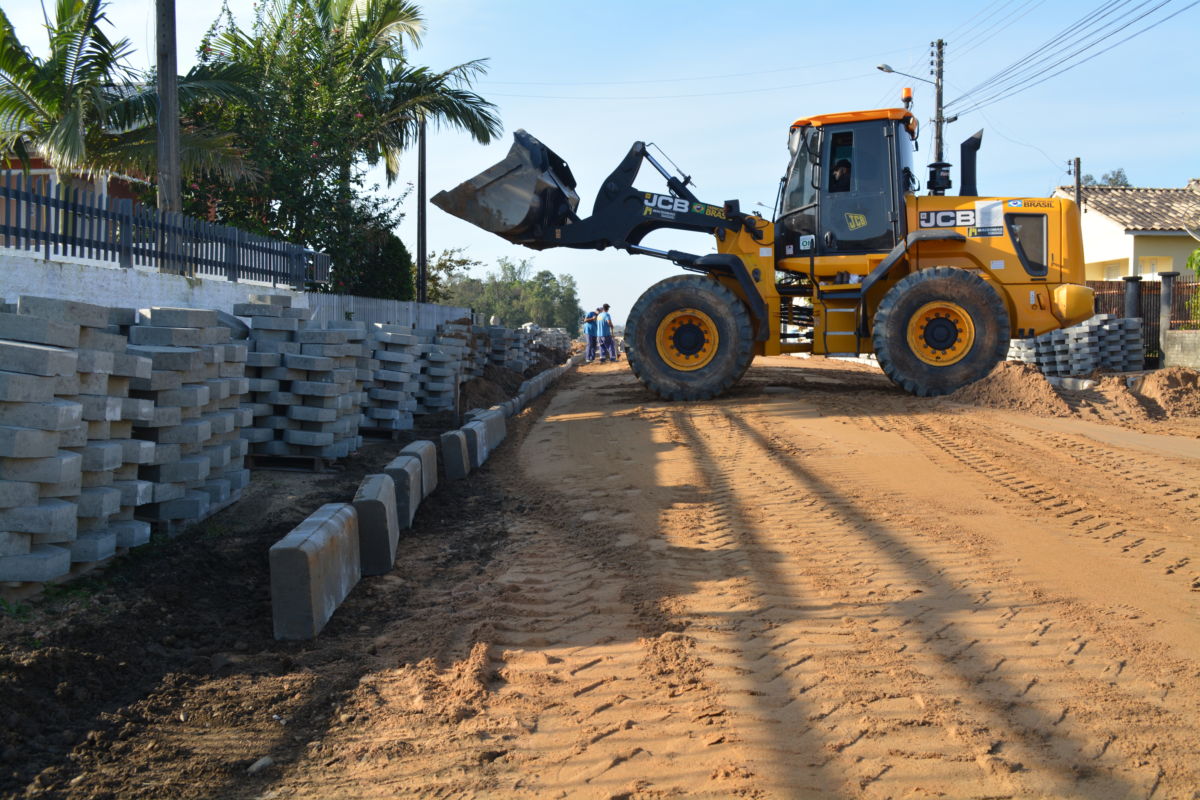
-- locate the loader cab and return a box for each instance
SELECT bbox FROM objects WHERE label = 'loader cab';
[776,109,917,261]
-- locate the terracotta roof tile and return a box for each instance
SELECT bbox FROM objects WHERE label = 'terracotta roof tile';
[1056,182,1200,232]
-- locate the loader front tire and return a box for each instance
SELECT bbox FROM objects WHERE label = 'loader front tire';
[626,276,754,401]
[873,267,1010,397]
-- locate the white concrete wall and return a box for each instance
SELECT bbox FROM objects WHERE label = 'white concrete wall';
[0,252,306,310]
[1078,210,1132,272]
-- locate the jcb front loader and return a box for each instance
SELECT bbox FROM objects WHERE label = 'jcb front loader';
[432,108,1094,399]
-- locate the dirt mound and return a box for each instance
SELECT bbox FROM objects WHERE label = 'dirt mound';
[1094,376,1156,420]
[483,363,525,396]
[460,376,510,411]
[524,345,568,377]
[946,361,1073,416]
[1137,367,1200,416]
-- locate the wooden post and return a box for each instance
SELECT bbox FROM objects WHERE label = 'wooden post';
[156,0,181,216]
[417,117,427,303]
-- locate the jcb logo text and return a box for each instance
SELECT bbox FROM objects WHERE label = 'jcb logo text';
[644,194,690,214]
[918,210,976,228]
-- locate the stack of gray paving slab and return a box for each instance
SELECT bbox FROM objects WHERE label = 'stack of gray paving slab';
[532,327,572,351]
[415,329,462,415]
[335,321,374,424]
[1006,314,1145,377]
[467,325,491,377]
[366,325,421,431]
[236,296,362,461]
[235,297,287,452]
[100,309,157,554]
[0,299,85,583]
[125,307,250,529]
[67,305,156,561]
[1100,316,1144,372]
[441,321,487,379]
[488,327,531,373]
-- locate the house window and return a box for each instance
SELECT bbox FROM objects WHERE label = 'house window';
[1136,256,1170,279]
[1103,263,1122,280]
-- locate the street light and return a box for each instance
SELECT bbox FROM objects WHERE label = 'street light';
[876,64,930,84]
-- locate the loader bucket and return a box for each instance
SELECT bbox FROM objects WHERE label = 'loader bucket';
[431,129,580,245]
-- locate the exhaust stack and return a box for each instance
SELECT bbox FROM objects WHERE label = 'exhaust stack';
[959,130,983,197]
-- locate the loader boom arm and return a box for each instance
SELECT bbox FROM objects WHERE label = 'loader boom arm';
[432,131,760,260]
[514,141,759,255]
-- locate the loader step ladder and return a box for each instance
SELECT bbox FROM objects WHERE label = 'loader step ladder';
[816,283,862,356]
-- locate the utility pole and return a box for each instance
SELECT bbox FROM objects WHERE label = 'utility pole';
[927,39,954,195]
[155,0,180,214]
[1080,154,1089,208]
[417,118,427,304]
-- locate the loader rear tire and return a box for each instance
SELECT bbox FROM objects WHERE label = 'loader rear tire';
[873,267,1010,397]
[626,276,754,401]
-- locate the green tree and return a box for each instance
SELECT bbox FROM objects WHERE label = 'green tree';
[423,247,482,303]
[0,0,250,180]
[1080,168,1131,187]
[182,0,500,298]
[440,256,583,335]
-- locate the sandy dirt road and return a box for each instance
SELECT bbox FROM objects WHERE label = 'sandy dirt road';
[7,356,1200,799]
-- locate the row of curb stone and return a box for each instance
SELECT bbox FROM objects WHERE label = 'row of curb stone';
[269,353,583,639]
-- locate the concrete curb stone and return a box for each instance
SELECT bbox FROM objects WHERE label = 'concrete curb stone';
[398,440,438,499]
[383,455,422,529]
[352,474,399,576]
[269,503,360,640]
[439,430,470,480]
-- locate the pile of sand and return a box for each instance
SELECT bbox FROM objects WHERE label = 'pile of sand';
[1136,367,1200,417]
[946,361,1073,416]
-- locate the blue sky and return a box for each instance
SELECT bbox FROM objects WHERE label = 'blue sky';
[8,0,1199,324]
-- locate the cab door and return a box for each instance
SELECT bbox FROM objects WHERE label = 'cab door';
[816,121,903,256]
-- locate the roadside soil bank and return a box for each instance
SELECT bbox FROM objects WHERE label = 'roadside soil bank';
[3,354,1199,799]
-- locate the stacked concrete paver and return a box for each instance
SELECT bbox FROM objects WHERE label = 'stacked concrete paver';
[414,330,461,415]
[236,296,363,461]
[0,300,84,582]
[1007,314,1144,377]
[125,307,250,530]
[366,325,420,431]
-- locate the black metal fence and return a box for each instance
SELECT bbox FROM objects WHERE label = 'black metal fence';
[0,171,329,288]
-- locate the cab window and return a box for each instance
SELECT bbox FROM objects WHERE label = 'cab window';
[828,132,853,193]
[1005,213,1048,276]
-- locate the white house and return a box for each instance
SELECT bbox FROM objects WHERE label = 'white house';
[1052,179,1200,281]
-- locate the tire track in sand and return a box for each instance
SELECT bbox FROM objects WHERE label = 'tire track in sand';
[726,397,1200,796]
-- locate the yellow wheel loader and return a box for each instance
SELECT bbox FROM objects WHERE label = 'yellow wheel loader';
[433,107,1095,399]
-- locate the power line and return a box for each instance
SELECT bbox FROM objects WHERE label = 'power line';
[952,0,1197,115]
[953,0,1046,58]
[950,0,1133,106]
[484,72,876,101]
[479,49,912,88]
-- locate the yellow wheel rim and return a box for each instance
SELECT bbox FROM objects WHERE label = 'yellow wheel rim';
[906,301,976,366]
[656,308,719,371]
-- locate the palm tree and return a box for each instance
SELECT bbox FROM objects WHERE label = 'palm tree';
[0,0,252,181]
[206,0,500,183]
